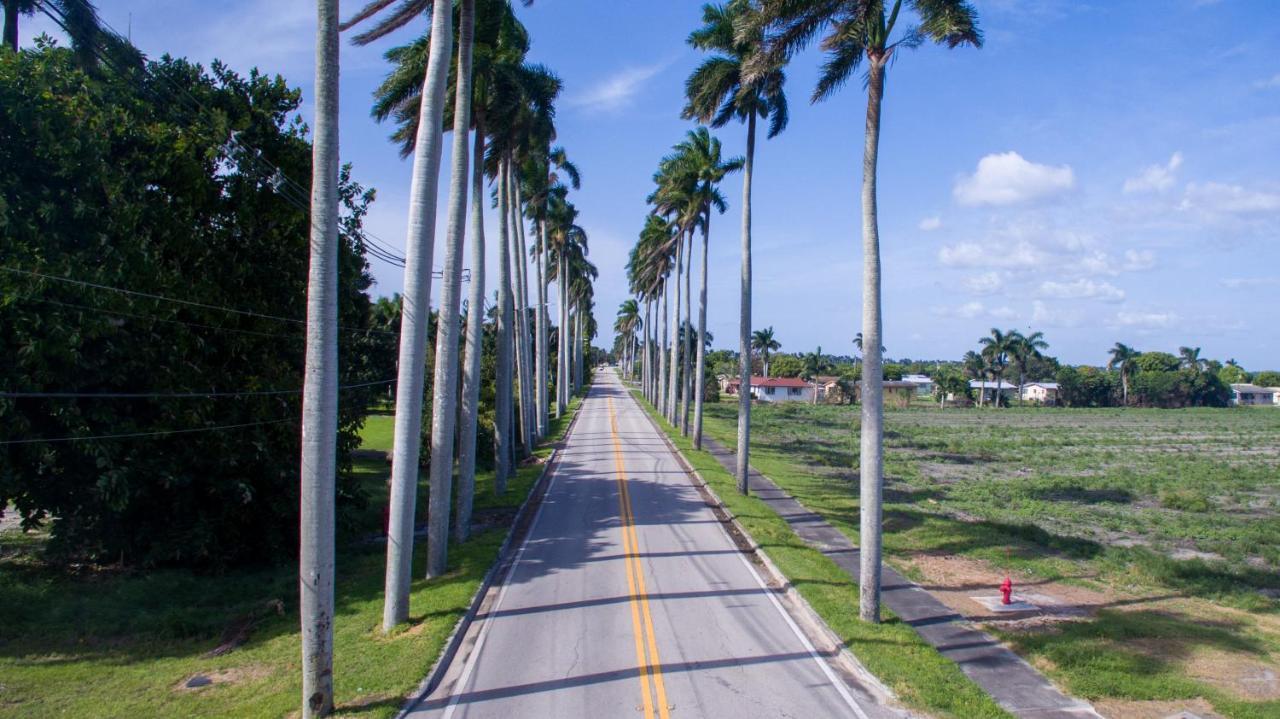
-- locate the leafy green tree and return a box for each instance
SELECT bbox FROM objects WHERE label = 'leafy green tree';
[0,46,379,566]
[1135,351,1180,373]
[751,0,982,623]
[1219,363,1249,385]
[1252,370,1280,387]
[768,354,804,378]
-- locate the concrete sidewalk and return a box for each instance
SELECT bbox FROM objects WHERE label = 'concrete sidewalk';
[698,434,1102,719]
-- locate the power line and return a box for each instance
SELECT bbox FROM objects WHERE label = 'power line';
[2,266,401,338]
[0,417,297,446]
[1,379,395,400]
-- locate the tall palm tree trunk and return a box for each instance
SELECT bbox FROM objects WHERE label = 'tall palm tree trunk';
[536,220,549,433]
[735,113,755,495]
[455,118,486,545]
[383,0,452,630]
[513,177,536,444]
[576,309,584,390]
[557,255,569,415]
[659,282,669,416]
[693,217,710,449]
[681,230,693,435]
[858,57,887,624]
[507,163,532,454]
[300,2,339,712]
[3,0,19,52]
[495,157,514,493]
[423,0,474,579]
[667,232,683,424]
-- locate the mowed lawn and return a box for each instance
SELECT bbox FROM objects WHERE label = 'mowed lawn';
[697,398,1280,719]
[0,399,581,718]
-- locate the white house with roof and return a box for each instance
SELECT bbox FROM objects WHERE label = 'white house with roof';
[902,374,935,396]
[724,376,815,403]
[1231,384,1278,406]
[1021,381,1060,405]
[970,379,1019,405]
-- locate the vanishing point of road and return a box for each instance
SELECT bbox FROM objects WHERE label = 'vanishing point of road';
[407,370,893,719]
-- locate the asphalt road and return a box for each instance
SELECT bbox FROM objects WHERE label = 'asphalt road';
[408,370,885,719]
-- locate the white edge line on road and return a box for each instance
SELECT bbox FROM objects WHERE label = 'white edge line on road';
[438,409,580,719]
[731,547,871,719]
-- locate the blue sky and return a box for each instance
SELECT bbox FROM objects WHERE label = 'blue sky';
[23,0,1280,368]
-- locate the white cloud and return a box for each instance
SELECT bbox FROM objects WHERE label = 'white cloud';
[932,301,1017,321]
[1221,277,1280,289]
[1113,310,1179,329]
[1031,300,1083,328]
[1122,249,1157,271]
[1038,278,1126,303]
[963,271,1004,295]
[953,152,1075,206]
[938,240,1043,269]
[1180,182,1280,214]
[1253,73,1280,89]
[1123,152,1183,193]
[568,61,669,112]
[919,216,942,231]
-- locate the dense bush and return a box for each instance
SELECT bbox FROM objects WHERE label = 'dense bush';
[0,44,384,566]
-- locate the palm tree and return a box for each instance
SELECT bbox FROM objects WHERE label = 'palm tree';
[801,346,834,406]
[685,0,788,489]
[962,349,985,405]
[299,0,340,714]
[1010,330,1049,405]
[1179,346,1204,372]
[1108,342,1140,407]
[663,128,743,448]
[752,0,982,624]
[422,0,476,581]
[523,148,580,436]
[4,0,101,65]
[615,299,641,378]
[346,0,455,632]
[978,328,1017,408]
[751,327,781,377]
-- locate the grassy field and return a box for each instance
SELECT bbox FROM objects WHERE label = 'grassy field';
[0,397,582,718]
[696,398,1280,719]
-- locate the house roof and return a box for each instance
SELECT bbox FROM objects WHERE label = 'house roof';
[969,380,1018,389]
[1024,382,1060,390]
[1231,384,1277,394]
[902,374,933,383]
[881,381,919,389]
[724,376,812,388]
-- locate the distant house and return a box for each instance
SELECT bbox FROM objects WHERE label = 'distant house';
[814,375,843,402]
[1021,381,1060,406]
[725,376,814,403]
[970,380,1019,405]
[1231,384,1278,406]
[902,374,935,396]
[855,380,918,409]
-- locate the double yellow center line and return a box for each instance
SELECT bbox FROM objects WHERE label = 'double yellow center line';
[607,398,671,719]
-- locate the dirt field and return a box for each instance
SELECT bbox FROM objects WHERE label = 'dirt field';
[699,400,1280,719]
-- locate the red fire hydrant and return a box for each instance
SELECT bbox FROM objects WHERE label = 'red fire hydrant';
[1000,576,1013,605]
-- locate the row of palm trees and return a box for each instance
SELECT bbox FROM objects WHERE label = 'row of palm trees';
[303,1,594,715]
[962,328,1050,407]
[618,0,982,623]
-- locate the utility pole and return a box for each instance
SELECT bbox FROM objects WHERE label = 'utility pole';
[299,0,339,715]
